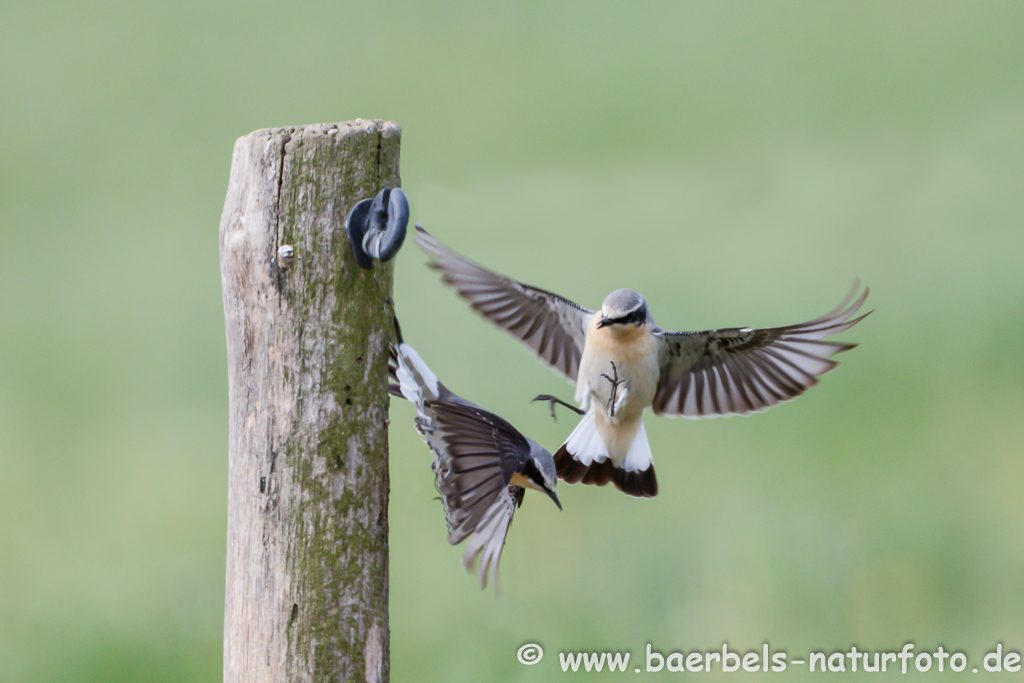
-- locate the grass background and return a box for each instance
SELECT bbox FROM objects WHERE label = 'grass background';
[2,1,1022,680]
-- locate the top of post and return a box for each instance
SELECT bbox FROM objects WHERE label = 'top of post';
[241,119,402,145]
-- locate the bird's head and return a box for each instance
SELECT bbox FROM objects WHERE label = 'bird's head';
[597,289,649,329]
[524,447,562,510]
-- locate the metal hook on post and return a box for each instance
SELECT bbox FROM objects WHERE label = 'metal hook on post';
[344,187,410,269]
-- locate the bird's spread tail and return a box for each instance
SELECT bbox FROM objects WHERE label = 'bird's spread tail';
[389,342,442,408]
[554,409,658,497]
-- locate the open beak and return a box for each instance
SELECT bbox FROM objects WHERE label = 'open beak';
[596,316,613,329]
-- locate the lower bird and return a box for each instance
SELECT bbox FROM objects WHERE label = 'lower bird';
[416,225,870,499]
[389,322,561,589]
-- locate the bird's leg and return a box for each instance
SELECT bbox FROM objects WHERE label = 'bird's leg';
[414,416,435,434]
[600,361,627,417]
[613,384,629,416]
[531,394,585,422]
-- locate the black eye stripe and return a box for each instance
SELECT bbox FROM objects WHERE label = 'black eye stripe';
[602,307,646,326]
[606,311,640,325]
[624,309,645,325]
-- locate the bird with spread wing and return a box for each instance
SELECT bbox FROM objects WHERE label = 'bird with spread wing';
[416,225,870,498]
[389,321,561,589]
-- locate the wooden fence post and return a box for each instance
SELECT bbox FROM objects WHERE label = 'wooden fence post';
[218,120,400,682]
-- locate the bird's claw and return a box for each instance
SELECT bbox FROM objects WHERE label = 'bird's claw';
[600,361,626,417]
[532,394,584,422]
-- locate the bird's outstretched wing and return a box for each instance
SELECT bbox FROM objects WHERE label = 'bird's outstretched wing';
[416,225,593,383]
[427,400,525,537]
[426,400,530,589]
[652,281,870,418]
[391,335,559,589]
[459,484,524,590]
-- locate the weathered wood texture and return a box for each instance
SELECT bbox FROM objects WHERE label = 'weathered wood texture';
[219,120,400,683]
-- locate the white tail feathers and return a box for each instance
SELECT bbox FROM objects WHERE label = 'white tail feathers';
[561,409,653,474]
[622,421,653,474]
[563,409,607,466]
[394,342,441,407]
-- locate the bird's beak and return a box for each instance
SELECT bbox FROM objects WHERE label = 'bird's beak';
[546,487,563,511]
[597,316,612,329]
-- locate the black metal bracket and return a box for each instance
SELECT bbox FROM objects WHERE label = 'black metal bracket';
[344,187,410,269]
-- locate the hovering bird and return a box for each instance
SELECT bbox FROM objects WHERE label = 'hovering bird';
[389,323,561,589]
[416,225,870,499]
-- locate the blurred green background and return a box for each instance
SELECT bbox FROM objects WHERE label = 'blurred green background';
[2,1,1022,680]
